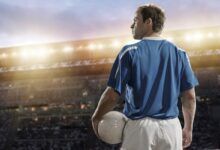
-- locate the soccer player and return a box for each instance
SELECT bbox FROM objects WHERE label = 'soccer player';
[92,4,198,150]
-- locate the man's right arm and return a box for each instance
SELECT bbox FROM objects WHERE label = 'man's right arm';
[181,87,196,148]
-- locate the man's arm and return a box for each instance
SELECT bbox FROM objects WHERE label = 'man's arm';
[91,87,120,137]
[181,87,196,148]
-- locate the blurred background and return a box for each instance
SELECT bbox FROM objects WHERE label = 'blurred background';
[0,0,219,149]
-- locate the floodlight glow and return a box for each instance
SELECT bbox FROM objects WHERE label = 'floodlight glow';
[77,45,83,50]
[48,48,55,54]
[88,43,96,50]
[184,34,193,42]
[1,53,8,58]
[20,50,30,59]
[31,66,37,70]
[184,31,204,42]
[97,44,104,50]
[193,32,203,41]
[63,46,74,53]
[112,39,120,48]
[218,31,220,37]
[29,50,36,57]
[207,32,214,38]
[11,52,17,57]
[35,48,49,58]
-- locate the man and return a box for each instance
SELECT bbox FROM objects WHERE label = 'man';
[92,4,198,150]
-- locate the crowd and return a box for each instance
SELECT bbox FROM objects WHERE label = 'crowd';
[0,100,219,149]
[0,72,219,149]
[11,116,120,150]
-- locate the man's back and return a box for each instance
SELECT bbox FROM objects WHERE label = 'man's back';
[108,37,198,120]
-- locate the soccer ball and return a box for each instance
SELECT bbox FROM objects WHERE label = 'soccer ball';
[98,111,127,144]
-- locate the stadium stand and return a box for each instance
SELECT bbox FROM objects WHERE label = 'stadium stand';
[0,26,220,149]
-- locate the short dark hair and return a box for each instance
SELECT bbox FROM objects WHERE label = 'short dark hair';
[138,4,165,32]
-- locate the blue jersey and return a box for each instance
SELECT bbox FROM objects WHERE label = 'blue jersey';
[107,37,199,120]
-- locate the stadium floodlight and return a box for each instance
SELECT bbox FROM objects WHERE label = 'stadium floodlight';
[20,49,30,59]
[88,43,96,51]
[112,39,120,48]
[184,34,193,42]
[207,32,214,38]
[193,32,203,42]
[218,31,220,37]
[1,53,8,59]
[35,47,49,58]
[31,66,37,70]
[63,46,74,53]
[48,48,55,54]
[11,52,17,57]
[97,44,104,50]
[77,45,83,50]
[184,32,204,42]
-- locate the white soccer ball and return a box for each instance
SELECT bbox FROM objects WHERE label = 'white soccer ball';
[98,111,127,144]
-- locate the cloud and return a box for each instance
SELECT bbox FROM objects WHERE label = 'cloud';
[0,0,220,47]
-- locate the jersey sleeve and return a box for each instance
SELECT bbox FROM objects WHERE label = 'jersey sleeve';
[107,49,132,95]
[180,52,199,92]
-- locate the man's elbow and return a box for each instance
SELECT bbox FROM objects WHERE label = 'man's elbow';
[104,87,120,102]
[181,88,196,102]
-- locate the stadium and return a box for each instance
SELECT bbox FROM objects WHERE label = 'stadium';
[0,25,219,149]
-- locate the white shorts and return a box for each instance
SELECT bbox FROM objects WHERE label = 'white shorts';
[120,117,182,150]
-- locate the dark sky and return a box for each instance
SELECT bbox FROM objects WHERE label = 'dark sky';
[0,0,220,47]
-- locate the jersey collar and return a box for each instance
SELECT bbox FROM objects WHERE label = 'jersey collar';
[142,37,164,40]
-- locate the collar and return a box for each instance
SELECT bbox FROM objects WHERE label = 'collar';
[142,37,164,40]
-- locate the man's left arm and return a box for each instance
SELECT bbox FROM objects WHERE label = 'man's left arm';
[91,87,120,137]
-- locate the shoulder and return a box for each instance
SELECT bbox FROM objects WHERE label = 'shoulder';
[165,40,187,55]
[163,39,180,50]
[176,47,188,59]
[118,40,141,59]
[173,45,190,65]
[161,40,189,61]
[122,40,141,52]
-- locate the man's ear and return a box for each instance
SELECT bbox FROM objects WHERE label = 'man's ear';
[145,18,153,25]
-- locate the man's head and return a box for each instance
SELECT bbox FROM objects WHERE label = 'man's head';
[131,4,165,39]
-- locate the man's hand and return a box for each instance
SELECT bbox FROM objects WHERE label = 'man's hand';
[91,87,119,138]
[182,128,192,148]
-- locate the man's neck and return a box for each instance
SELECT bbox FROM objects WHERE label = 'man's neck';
[143,32,161,38]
